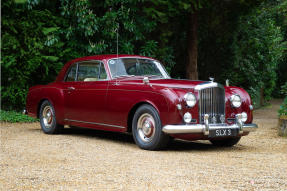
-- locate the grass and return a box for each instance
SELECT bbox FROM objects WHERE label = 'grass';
[0,110,38,123]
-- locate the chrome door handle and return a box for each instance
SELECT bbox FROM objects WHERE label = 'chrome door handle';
[67,87,75,90]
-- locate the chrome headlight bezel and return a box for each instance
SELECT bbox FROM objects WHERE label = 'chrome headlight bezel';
[184,92,196,107]
[230,94,242,108]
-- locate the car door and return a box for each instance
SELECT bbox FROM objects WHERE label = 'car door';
[63,60,109,125]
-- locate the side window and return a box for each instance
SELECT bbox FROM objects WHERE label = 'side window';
[77,61,107,81]
[65,64,77,82]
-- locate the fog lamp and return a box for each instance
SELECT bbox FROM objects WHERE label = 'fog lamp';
[183,112,192,123]
[241,112,248,122]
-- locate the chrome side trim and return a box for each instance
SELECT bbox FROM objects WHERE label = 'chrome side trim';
[162,123,258,134]
[195,82,224,90]
[64,119,125,129]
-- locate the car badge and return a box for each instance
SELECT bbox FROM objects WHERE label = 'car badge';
[220,115,225,123]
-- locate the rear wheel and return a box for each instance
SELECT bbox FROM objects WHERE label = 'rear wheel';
[210,137,241,147]
[132,104,169,150]
[39,100,63,134]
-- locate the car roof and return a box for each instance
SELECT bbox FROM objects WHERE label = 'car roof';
[55,54,156,82]
[70,54,153,63]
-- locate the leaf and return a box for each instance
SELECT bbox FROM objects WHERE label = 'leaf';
[42,27,59,35]
[43,56,59,62]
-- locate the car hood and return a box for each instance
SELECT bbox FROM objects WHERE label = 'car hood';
[149,79,205,89]
[117,77,206,90]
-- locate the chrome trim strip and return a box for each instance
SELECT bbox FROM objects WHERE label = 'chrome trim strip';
[65,119,125,129]
[195,82,224,90]
[162,123,258,134]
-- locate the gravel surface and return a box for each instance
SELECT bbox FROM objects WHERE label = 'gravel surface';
[1,99,286,191]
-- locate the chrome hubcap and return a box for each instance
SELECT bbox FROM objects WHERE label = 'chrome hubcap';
[137,113,155,142]
[42,106,53,128]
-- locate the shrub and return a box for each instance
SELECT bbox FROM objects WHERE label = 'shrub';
[278,83,287,117]
[278,97,287,116]
[1,1,75,110]
[224,1,285,105]
[280,82,287,97]
[0,110,38,123]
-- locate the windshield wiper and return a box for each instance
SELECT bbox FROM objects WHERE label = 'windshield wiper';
[114,75,135,79]
[144,75,163,79]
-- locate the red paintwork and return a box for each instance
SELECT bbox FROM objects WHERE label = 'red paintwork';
[26,54,254,140]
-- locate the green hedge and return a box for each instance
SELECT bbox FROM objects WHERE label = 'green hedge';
[0,110,38,123]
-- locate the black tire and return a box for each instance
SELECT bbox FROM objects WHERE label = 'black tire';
[39,100,63,134]
[132,104,169,150]
[210,137,241,147]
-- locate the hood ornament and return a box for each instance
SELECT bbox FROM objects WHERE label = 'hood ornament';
[209,77,214,82]
[226,79,229,87]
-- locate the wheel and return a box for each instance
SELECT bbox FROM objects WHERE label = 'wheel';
[39,100,63,134]
[210,137,241,147]
[132,104,169,150]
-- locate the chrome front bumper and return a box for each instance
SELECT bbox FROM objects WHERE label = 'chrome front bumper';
[162,114,258,135]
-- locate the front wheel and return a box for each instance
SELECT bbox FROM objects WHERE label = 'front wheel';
[39,100,63,134]
[209,137,241,147]
[132,104,169,150]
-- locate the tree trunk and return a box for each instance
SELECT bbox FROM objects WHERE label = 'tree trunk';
[260,87,264,106]
[186,10,198,80]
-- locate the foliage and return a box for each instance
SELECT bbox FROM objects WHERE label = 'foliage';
[0,110,38,123]
[278,97,287,116]
[280,82,287,97]
[224,0,286,103]
[1,0,75,110]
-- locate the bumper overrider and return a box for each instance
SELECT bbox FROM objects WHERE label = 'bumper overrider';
[162,113,258,135]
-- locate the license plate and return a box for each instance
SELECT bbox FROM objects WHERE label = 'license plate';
[208,128,238,138]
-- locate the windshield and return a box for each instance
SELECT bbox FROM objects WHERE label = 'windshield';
[108,58,170,79]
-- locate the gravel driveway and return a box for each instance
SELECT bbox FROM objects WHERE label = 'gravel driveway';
[1,100,286,190]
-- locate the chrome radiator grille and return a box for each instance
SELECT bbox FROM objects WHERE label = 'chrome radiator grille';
[198,87,225,124]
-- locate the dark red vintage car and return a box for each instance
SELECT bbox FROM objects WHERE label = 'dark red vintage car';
[25,55,258,150]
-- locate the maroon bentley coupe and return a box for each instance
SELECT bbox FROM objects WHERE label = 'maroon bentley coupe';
[25,55,258,150]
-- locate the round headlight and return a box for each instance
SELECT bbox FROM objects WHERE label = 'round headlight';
[183,112,192,123]
[184,92,196,107]
[241,112,247,122]
[231,94,242,108]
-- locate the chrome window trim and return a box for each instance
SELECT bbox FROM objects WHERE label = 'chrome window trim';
[65,119,125,129]
[64,63,78,82]
[106,57,171,80]
[195,82,224,90]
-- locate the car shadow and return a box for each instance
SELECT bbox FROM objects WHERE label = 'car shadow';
[61,127,135,144]
[30,127,248,152]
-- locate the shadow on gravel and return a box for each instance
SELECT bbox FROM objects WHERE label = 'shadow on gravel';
[61,127,135,144]
[166,139,243,152]
[30,127,245,151]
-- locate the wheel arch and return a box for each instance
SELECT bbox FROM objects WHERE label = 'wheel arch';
[127,101,160,132]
